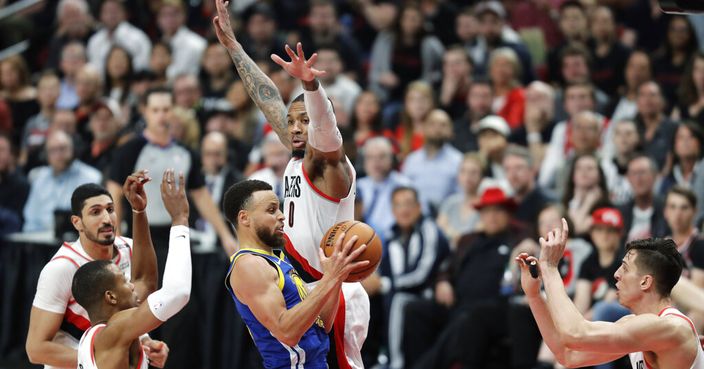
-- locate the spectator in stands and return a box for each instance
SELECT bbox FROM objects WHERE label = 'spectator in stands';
[237,2,286,62]
[470,1,534,84]
[349,91,385,154]
[73,65,104,142]
[103,46,134,107]
[587,6,631,98]
[20,73,60,169]
[634,80,677,171]
[402,109,462,214]
[618,154,668,242]
[437,153,484,246]
[81,99,122,176]
[664,187,700,267]
[46,0,95,71]
[601,119,641,206]
[204,108,251,173]
[653,15,699,107]
[476,115,510,180]
[357,137,411,236]
[23,130,101,232]
[380,186,450,369]
[0,55,39,145]
[149,41,172,86]
[455,8,480,64]
[608,50,652,124]
[438,46,473,120]
[56,42,87,110]
[156,0,206,79]
[510,81,556,171]
[489,48,525,129]
[561,153,610,236]
[168,106,201,151]
[369,2,444,103]
[418,0,458,46]
[87,0,151,72]
[173,73,202,112]
[452,79,493,153]
[199,41,235,101]
[502,145,551,230]
[299,0,364,78]
[674,51,704,123]
[553,45,610,121]
[547,1,590,84]
[249,132,289,201]
[387,81,434,161]
[224,80,264,147]
[659,122,704,195]
[0,134,29,235]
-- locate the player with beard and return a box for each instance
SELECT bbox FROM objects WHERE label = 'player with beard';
[214,2,368,367]
[223,180,368,369]
[26,171,169,369]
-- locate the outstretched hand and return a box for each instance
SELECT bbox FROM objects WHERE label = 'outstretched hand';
[538,218,569,268]
[271,43,327,82]
[160,169,189,226]
[212,0,238,50]
[123,170,151,212]
[318,232,370,283]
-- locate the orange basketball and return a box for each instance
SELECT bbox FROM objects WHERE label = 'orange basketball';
[320,220,382,282]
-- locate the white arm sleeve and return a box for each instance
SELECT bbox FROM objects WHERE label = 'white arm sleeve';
[147,225,191,322]
[304,86,343,152]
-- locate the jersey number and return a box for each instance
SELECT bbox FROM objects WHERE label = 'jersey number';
[288,202,295,227]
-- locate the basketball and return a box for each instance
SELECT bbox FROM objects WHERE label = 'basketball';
[320,220,382,282]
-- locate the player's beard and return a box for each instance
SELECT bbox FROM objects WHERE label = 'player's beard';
[256,224,284,249]
[84,224,116,246]
[292,149,305,159]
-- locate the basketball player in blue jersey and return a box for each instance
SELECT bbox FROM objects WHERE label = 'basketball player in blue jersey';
[516,219,704,369]
[222,180,369,369]
[214,2,369,367]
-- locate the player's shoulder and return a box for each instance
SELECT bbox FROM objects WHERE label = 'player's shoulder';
[115,236,133,248]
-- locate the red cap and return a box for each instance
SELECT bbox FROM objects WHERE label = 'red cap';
[474,187,517,210]
[591,208,624,230]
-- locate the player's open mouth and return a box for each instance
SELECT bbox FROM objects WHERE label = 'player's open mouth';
[99,227,114,235]
[291,138,305,149]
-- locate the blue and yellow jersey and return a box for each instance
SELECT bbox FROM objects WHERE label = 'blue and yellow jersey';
[225,248,329,369]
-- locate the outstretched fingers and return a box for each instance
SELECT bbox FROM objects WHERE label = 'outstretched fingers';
[271,54,288,69]
[284,44,297,61]
[296,42,306,61]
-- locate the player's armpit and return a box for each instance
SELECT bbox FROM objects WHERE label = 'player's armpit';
[95,303,166,349]
[562,314,690,354]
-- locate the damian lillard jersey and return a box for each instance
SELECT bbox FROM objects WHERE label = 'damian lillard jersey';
[282,157,356,278]
[629,307,704,369]
[77,324,148,369]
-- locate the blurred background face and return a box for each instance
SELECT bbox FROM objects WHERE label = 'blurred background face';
[201,133,227,174]
[613,121,639,156]
[480,205,510,235]
[0,62,19,90]
[457,158,482,194]
[571,114,601,153]
[405,89,432,121]
[479,13,503,43]
[145,93,173,133]
[89,107,117,141]
[503,154,532,194]
[0,136,11,172]
[247,14,275,42]
[157,4,183,35]
[173,76,200,108]
[46,132,74,173]
[400,7,423,37]
[559,6,587,39]
[590,226,621,251]
[363,141,393,180]
[668,17,691,50]
[75,68,101,102]
[314,49,341,84]
[626,157,656,197]
[262,138,291,173]
[443,49,471,79]
[60,44,87,78]
[392,189,422,229]
[674,126,701,161]
[478,129,507,157]
[100,0,124,30]
[226,81,249,110]
[625,52,651,89]
[52,110,78,134]
[573,156,600,189]
[59,1,91,37]
[309,4,336,34]
[37,76,60,107]
[150,44,172,75]
[664,193,695,232]
[106,48,130,80]
[455,14,478,42]
[538,206,562,237]
[562,55,589,83]
[202,45,231,76]
[354,92,380,125]
[490,55,515,86]
[468,84,493,116]
[422,111,453,145]
[590,7,614,41]
[636,82,664,116]
[564,86,594,116]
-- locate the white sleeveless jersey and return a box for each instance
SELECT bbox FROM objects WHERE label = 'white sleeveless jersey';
[282,157,356,273]
[77,324,148,369]
[31,237,133,369]
[629,307,704,369]
[282,156,370,369]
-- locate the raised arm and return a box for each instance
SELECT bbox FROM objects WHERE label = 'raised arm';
[96,171,191,347]
[122,170,157,298]
[212,0,289,148]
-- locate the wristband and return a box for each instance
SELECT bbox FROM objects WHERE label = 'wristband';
[527,132,542,144]
[132,208,145,214]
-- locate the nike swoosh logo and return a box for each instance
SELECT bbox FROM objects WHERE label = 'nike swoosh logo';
[176,235,186,239]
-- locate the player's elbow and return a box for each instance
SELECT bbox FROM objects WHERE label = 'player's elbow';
[25,340,44,364]
[275,332,303,348]
[560,328,586,350]
[559,349,585,368]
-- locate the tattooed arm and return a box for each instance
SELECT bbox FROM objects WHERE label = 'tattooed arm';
[212,0,290,149]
